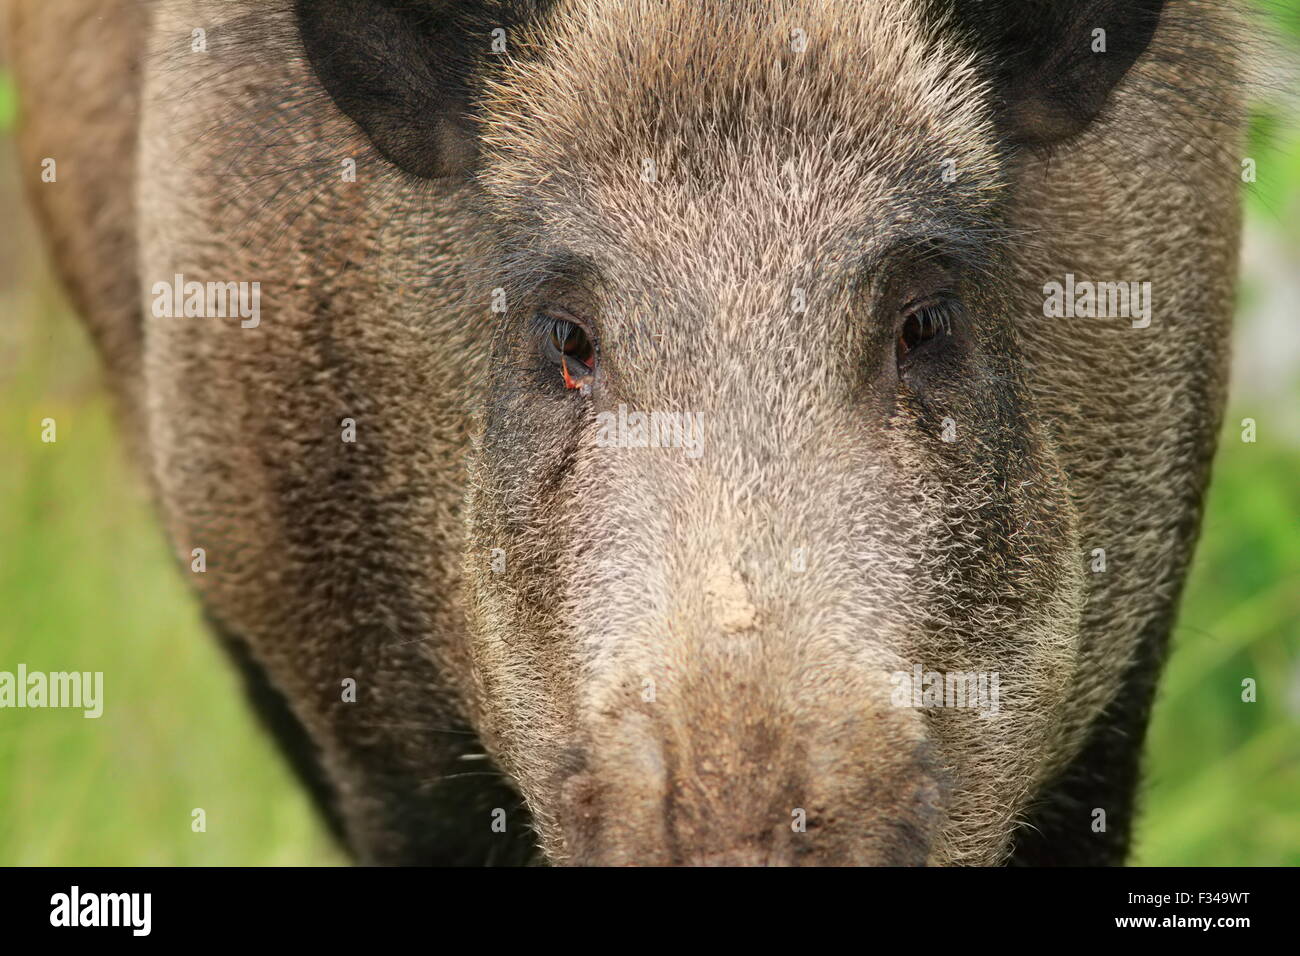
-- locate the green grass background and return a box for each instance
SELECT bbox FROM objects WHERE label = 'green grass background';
[0,8,1296,866]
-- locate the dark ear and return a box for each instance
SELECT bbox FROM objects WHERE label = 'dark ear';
[294,1,531,178]
[951,0,1165,146]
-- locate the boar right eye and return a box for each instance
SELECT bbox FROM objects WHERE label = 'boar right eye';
[896,301,955,368]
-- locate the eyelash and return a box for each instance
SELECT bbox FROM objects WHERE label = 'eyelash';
[534,308,596,389]
[896,300,957,367]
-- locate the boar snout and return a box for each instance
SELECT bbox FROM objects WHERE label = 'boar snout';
[554,672,948,866]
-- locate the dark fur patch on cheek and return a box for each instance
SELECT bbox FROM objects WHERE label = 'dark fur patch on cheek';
[892,322,983,441]
[481,349,588,530]
[898,330,971,400]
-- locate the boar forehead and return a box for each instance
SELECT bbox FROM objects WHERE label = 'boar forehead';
[478,0,1006,289]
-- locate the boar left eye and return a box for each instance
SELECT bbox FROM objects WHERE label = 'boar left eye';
[540,312,596,389]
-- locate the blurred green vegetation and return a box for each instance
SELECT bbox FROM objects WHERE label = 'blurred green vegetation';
[0,286,343,865]
[0,71,15,133]
[0,6,1297,866]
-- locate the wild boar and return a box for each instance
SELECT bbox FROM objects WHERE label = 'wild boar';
[10,0,1247,864]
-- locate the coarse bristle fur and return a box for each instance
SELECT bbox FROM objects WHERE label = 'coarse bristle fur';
[7,0,1267,865]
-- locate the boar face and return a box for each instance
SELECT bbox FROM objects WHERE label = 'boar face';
[455,1,1100,865]
[285,0,1205,865]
